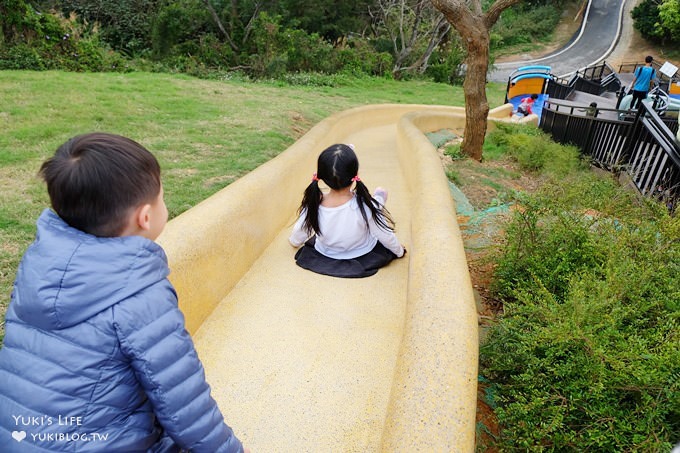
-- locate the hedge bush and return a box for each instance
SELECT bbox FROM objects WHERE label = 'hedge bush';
[482,169,679,451]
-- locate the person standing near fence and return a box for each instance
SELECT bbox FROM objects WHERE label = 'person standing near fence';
[628,55,657,110]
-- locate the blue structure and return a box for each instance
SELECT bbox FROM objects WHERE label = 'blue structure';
[505,65,553,121]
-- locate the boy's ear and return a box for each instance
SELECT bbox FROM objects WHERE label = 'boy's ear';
[135,203,153,232]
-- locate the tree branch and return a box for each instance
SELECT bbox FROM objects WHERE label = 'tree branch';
[484,0,524,28]
[201,0,239,52]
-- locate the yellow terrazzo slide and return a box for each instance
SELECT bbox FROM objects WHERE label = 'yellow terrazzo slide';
[157,103,527,452]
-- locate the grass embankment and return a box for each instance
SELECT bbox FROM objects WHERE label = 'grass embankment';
[444,124,679,452]
[0,70,506,338]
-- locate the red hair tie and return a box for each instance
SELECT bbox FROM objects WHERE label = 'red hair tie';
[312,173,319,182]
[351,175,361,182]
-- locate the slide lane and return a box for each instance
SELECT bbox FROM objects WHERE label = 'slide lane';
[193,125,411,451]
[157,104,518,451]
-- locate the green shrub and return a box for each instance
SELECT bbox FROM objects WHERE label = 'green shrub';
[482,173,680,451]
[60,0,160,56]
[282,29,334,73]
[332,38,393,76]
[485,123,585,175]
[278,72,352,87]
[0,6,128,72]
[152,2,196,59]
[632,0,671,43]
[444,143,465,160]
[491,3,565,51]
[0,43,45,69]
[425,37,466,85]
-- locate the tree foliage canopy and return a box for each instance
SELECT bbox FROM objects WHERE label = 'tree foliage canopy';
[632,0,680,44]
[1,0,586,79]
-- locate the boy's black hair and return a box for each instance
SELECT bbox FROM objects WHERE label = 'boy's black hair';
[645,55,653,63]
[297,143,395,236]
[39,132,161,237]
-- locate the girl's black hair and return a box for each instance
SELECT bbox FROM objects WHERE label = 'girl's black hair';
[297,143,395,236]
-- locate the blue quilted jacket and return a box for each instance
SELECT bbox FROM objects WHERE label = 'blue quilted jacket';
[0,209,244,452]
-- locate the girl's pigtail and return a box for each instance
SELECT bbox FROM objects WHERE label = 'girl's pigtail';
[298,179,323,236]
[354,180,395,232]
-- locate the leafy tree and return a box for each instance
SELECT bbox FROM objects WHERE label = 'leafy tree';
[200,0,238,51]
[631,0,672,43]
[275,0,374,42]
[658,0,680,42]
[59,0,162,55]
[151,0,213,58]
[431,0,524,161]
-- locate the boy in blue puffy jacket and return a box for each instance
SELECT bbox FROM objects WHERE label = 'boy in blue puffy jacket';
[0,133,247,452]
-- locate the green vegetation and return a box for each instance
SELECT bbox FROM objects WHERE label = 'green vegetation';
[485,122,585,175]
[1,0,581,81]
[489,1,571,59]
[477,126,679,451]
[633,0,680,51]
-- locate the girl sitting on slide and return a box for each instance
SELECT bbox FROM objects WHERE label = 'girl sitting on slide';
[289,143,406,278]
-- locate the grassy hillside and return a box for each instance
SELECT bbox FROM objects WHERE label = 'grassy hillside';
[0,70,506,337]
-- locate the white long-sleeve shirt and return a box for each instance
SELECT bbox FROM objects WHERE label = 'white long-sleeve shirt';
[289,193,404,259]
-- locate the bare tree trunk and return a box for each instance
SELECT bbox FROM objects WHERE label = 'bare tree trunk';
[371,0,450,78]
[242,3,263,46]
[202,0,238,52]
[431,0,524,161]
[414,19,451,74]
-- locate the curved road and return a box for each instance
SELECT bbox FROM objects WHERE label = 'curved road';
[488,0,627,82]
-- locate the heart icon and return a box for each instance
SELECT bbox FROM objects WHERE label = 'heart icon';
[12,430,27,442]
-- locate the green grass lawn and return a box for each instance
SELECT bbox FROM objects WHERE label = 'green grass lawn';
[0,70,507,337]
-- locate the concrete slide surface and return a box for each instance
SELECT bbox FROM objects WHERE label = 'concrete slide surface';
[157,104,519,451]
[196,125,412,451]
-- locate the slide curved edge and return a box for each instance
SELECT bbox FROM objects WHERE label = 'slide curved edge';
[381,109,479,451]
[158,103,516,450]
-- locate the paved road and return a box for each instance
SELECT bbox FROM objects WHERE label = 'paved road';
[488,0,626,82]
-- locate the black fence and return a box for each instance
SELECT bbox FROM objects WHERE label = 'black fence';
[545,75,574,100]
[545,62,623,100]
[578,61,615,81]
[540,99,680,213]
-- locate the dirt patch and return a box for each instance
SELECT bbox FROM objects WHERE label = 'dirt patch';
[435,132,543,323]
[290,111,314,139]
[433,133,546,449]
[476,386,501,453]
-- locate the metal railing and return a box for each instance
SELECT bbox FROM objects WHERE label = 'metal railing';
[577,61,615,82]
[539,99,680,212]
[545,74,575,100]
[569,62,620,96]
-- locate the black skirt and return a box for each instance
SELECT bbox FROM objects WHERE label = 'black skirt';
[294,237,398,278]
